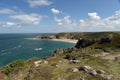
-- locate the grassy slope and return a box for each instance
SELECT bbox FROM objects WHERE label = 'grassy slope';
[0,32,120,80]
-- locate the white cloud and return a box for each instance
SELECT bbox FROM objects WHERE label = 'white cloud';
[54,16,72,25]
[88,12,101,20]
[51,8,60,14]
[0,8,16,14]
[10,13,42,25]
[27,0,52,7]
[0,22,21,28]
[54,11,120,32]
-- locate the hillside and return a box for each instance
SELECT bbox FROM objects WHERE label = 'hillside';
[0,32,120,80]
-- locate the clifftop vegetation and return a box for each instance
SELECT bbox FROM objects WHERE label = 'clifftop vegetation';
[0,32,120,80]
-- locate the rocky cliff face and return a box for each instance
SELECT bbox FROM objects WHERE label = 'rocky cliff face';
[75,38,95,48]
[35,35,57,40]
[74,32,120,49]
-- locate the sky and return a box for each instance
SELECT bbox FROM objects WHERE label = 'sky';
[0,0,120,33]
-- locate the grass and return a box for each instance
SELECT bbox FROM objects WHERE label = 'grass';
[0,32,120,80]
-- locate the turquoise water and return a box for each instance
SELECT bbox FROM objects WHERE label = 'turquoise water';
[0,33,75,66]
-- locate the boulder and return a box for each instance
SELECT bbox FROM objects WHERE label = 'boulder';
[72,68,79,72]
[100,74,113,80]
[97,70,106,74]
[89,70,97,76]
[34,60,42,67]
[56,64,60,67]
[84,66,93,70]
[59,60,62,63]
[44,60,48,64]
[70,60,80,64]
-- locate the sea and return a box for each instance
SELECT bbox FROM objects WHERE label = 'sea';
[0,33,75,66]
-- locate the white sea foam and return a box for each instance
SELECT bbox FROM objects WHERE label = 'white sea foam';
[35,48,42,51]
[0,41,24,53]
[24,38,36,40]
[0,51,11,55]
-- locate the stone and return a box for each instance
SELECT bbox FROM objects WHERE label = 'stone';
[44,60,48,64]
[97,70,106,74]
[72,68,79,72]
[79,66,87,72]
[34,60,42,67]
[100,74,113,80]
[89,70,97,76]
[59,60,62,63]
[70,60,80,63]
[56,64,60,67]
[84,66,93,70]
[70,60,80,64]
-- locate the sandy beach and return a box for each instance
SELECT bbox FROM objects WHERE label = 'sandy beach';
[51,39,78,43]
[26,37,78,44]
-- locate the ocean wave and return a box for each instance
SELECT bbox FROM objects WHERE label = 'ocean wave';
[24,38,38,40]
[0,41,24,53]
[0,51,11,55]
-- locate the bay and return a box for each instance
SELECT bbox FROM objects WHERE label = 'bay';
[0,33,75,66]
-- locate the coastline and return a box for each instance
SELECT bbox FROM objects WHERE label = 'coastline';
[51,39,78,44]
[25,37,78,44]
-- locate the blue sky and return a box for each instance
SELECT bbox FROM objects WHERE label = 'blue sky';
[0,0,120,33]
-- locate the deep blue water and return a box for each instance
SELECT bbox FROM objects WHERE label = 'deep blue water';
[0,33,75,66]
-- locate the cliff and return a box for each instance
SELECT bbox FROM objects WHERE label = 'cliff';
[35,35,57,40]
[0,32,120,80]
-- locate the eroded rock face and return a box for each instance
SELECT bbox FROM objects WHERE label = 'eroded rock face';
[75,38,95,48]
[99,37,112,44]
[35,35,56,40]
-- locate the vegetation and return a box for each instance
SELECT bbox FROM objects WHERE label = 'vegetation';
[0,32,120,80]
[2,60,25,75]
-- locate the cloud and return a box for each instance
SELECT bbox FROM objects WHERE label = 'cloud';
[0,8,16,14]
[27,0,52,7]
[51,8,60,14]
[0,8,44,28]
[54,16,72,25]
[0,22,21,28]
[10,13,42,25]
[88,12,101,20]
[54,11,120,32]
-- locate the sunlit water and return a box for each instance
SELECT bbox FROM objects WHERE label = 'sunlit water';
[0,33,75,66]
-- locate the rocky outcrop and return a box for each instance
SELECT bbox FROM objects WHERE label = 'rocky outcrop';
[75,38,95,48]
[99,37,112,44]
[35,35,57,40]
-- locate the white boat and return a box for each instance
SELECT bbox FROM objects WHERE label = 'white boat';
[35,48,42,51]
